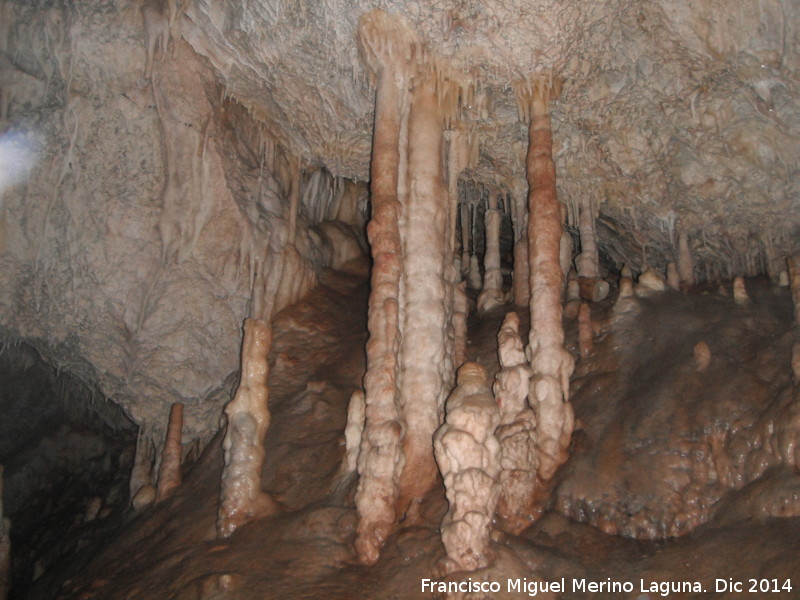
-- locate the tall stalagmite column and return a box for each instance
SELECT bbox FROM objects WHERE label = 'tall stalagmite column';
[575,196,608,301]
[354,13,408,563]
[395,76,449,518]
[523,76,575,484]
[218,318,277,537]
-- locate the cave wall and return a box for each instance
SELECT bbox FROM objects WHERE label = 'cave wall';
[0,0,366,447]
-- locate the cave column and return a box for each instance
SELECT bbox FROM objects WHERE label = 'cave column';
[575,195,608,302]
[512,180,530,306]
[395,75,450,519]
[155,402,183,502]
[478,191,504,312]
[354,37,407,564]
[523,77,575,487]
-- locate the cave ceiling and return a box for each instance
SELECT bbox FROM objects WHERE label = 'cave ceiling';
[183,0,800,272]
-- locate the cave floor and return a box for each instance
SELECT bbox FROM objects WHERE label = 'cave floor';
[52,261,800,600]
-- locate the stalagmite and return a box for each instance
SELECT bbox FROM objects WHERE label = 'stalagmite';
[578,303,593,360]
[155,402,184,502]
[129,427,156,507]
[0,466,9,600]
[694,341,711,372]
[493,313,539,533]
[511,183,530,307]
[218,319,277,538]
[666,262,680,291]
[521,76,575,485]
[733,276,750,305]
[575,196,608,301]
[478,191,504,312]
[434,363,500,573]
[635,267,666,296]
[788,255,800,324]
[677,230,695,288]
[344,389,366,473]
[395,75,450,519]
[354,10,410,564]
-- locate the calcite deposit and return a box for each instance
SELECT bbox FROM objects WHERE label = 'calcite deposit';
[1,0,800,597]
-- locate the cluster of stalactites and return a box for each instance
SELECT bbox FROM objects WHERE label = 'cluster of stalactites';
[513,74,563,126]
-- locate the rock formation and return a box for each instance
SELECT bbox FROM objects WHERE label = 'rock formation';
[155,402,183,502]
[434,363,500,573]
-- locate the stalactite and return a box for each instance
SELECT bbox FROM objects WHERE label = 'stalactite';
[478,191,504,312]
[354,10,410,564]
[218,319,277,538]
[141,0,168,81]
[155,402,183,502]
[287,156,301,245]
[493,312,538,533]
[522,75,575,486]
[677,230,695,288]
[578,303,593,360]
[511,182,530,306]
[0,465,9,600]
[434,363,500,574]
[130,427,156,509]
[559,206,574,297]
[395,75,449,520]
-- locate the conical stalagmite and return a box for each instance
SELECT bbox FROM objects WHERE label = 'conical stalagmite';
[434,363,500,573]
[218,318,277,537]
[677,230,695,288]
[493,312,539,533]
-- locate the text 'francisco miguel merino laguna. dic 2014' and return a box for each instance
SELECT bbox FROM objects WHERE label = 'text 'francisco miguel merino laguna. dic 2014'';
[421,577,712,597]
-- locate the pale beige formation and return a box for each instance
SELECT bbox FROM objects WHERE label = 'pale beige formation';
[694,341,712,372]
[396,75,449,520]
[677,231,695,288]
[354,10,412,564]
[434,363,501,573]
[156,402,184,502]
[129,429,156,506]
[575,196,608,302]
[635,268,667,296]
[733,276,750,305]
[666,262,680,291]
[520,76,575,486]
[344,390,366,474]
[493,313,539,533]
[468,254,483,291]
[478,192,505,313]
[218,319,277,538]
